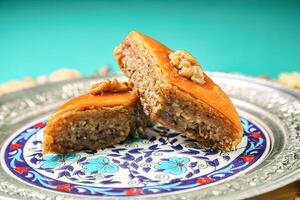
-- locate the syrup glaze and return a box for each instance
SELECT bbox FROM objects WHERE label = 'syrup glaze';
[129,31,242,132]
[48,91,138,123]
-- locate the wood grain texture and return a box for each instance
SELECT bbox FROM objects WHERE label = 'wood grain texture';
[251,181,300,200]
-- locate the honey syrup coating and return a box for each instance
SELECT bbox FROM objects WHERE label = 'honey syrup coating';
[124,31,243,134]
[43,79,147,154]
[47,80,138,125]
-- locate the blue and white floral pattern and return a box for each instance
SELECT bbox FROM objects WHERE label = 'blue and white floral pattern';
[84,157,118,174]
[156,157,190,175]
[41,154,79,169]
[1,117,270,197]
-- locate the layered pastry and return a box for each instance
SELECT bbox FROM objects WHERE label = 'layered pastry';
[114,31,243,151]
[43,79,149,154]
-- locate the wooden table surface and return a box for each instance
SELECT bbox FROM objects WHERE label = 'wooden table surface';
[251,181,300,200]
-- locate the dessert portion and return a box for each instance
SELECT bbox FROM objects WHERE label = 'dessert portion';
[43,79,149,154]
[114,31,243,151]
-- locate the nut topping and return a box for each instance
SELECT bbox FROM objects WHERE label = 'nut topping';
[169,50,205,84]
[90,79,133,95]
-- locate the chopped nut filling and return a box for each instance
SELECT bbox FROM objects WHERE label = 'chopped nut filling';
[169,50,205,84]
[90,79,133,95]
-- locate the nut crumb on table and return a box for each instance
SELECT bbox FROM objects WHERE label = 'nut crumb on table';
[0,77,36,95]
[0,68,299,96]
[48,68,81,82]
[0,66,111,96]
[279,72,300,89]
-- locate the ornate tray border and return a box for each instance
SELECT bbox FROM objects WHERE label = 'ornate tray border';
[0,73,299,200]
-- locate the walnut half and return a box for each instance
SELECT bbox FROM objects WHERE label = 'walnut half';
[90,79,133,95]
[169,50,205,84]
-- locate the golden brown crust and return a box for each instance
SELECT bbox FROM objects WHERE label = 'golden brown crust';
[114,31,243,151]
[47,92,138,126]
[43,106,134,154]
[124,32,242,134]
[43,81,145,154]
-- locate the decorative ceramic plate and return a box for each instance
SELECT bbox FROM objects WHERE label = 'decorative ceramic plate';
[0,73,299,200]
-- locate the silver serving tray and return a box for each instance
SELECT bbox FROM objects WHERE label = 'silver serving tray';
[0,72,299,200]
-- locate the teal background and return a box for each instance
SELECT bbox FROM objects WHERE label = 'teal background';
[0,0,300,83]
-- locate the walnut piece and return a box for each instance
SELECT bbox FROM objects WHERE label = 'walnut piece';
[169,50,205,84]
[90,79,133,95]
[48,68,81,82]
[114,44,126,68]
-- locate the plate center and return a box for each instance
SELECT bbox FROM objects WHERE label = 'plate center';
[1,116,270,197]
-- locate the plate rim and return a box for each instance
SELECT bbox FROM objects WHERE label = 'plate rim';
[0,72,299,200]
